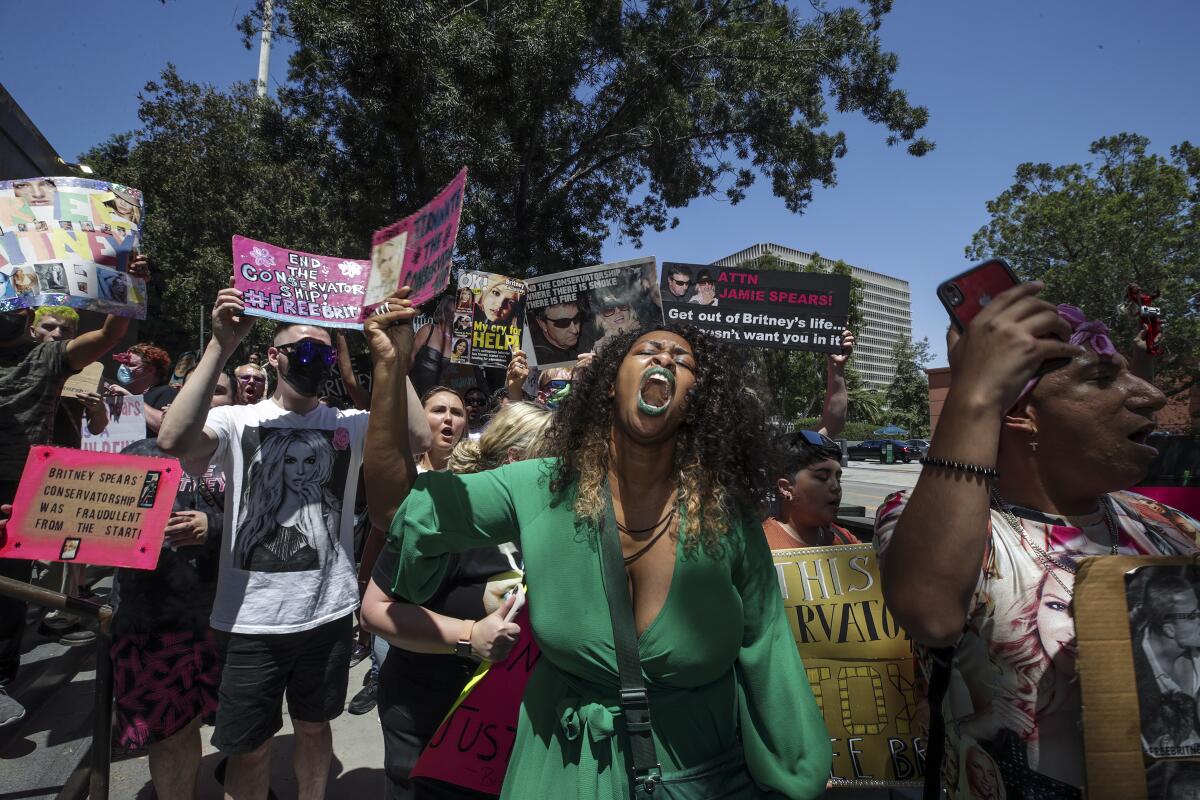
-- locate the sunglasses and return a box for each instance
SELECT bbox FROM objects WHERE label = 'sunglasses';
[544,313,583,329]
[277,339,337,367]
[237,374,267,384]
[464,394,488,407]
[798,430,836,448]
[540,379,570,394]
[669,277,691,287]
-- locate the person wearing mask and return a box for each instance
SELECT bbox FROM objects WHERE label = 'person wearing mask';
[364,297,831,798]
[234,362,269,405]
[362,400,547,800]
[876,289,1200,798]
[110,370,234,799]
[764,431,858,549]
[0,254,150,729]
[107,343,176,435]
[29,306,108,645]
[157,286,431,800]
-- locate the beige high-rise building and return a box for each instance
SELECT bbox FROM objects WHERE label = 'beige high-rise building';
[711,242,912,391]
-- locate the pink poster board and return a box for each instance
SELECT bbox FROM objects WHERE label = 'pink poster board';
[410,605,539,794]
[0,446,181,570]
[233,236,372,329]
[369,167,468,310]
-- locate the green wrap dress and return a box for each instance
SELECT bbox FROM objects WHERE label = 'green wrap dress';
[386,458,831,799]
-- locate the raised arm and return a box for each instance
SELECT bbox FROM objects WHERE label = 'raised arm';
[64,255,151,371]
[334,331,371,411]
[363,289,422,530]
[158,285,254,466]
[878,283,1080,646]
[817,328,853,437]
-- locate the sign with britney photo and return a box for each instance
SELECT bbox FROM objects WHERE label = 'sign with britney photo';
[449,270,527,369]
[660,262,850,353]
[0,176,147,319]
[0,447,181,570]
[232,168,468,329]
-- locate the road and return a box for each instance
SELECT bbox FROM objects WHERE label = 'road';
[839,460,921,517]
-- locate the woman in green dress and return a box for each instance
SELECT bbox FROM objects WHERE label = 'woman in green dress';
[364,294,831,799]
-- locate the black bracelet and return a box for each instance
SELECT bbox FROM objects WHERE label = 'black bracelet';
[919,456,999,480]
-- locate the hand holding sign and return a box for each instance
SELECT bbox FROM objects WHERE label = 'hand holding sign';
[828,329,855,368]
[469,592,522,662]
[164,510,208,548]
[363,287,418,367]
[212,283,256,352]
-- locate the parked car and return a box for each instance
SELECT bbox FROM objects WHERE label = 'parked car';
[906,439,930,457]
[1135,433,1199,518]
[847,439,914,463]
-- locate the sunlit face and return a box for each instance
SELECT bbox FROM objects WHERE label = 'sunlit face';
[1025,351,1166,494]
[424,391,467,453]
[612,331,697,444]
[14,179,55,207]
[537,303,582,350]
[283,439,318,492]
[32,315,76,342]
[211,373,234,407]
[236,366,267,403]
[480,284,520,324]
[1165,591,1200,650]
[783,458,843,529]
[597,304,635,335]
[1036,571,1076,664]
[269,325,332,392]
[666,271,691,298]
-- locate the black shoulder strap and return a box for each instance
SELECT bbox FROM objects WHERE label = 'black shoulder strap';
[923,646,954,800]
[599,495,663,797]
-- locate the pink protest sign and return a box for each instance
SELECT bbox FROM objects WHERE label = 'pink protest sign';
[233,236,372,329]
[0,447,181,570]
[410,605,539,794]
[368,167,468,310]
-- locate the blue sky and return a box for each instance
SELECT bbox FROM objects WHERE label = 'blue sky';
[3,0,1196,365]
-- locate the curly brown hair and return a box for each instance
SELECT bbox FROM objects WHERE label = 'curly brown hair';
[542,323,772,551]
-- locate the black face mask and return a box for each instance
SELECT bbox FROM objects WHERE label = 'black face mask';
[280,357,330,398]
[0,313,27,342]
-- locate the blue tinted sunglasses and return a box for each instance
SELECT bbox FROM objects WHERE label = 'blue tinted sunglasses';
[798,430,836,447]
[278,339,337,367]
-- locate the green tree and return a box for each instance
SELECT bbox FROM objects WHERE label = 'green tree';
[241,0,931,276]
[967,134,1199,395]
[883,336,930,437]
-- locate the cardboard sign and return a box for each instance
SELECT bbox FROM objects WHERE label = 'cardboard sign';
[661,263,850,353]
[233,236,372,329]
[61,361,104,397]
[369,168,468,310]
[1074,555,1200,800]
[410,605,539,794]
[81,395,147,453]
[521,257,663,369]
[449,271,527,369]
[0,446,181,569]
[0,177,147,319]
[773,544,925,786]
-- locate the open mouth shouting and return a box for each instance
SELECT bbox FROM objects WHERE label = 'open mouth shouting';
[637,366,675,417]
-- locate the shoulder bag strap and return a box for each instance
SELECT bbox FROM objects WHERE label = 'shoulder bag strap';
[923,646,954,800]
[599,495,663,797]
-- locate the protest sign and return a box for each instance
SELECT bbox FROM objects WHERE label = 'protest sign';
[0,446,180,569]
[660,263,850,353]
[1074,555,1200,800]
[0,177,147,319]
[370,168,468,310]
[410,605,539,794]
[449,271,527,369]
[81,395,147,453]
[773,544,924,786]
[318,351,372,408]
[233,236,372,329]
[61,361,104,397]
[521,257,663,369]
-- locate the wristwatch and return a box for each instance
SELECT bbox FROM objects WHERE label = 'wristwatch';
[455,619,476,658]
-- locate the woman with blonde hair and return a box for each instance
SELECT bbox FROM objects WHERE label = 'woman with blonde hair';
[362,400,552,799]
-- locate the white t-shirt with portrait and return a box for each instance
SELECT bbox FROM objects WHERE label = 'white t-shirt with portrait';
[205,398,369,635]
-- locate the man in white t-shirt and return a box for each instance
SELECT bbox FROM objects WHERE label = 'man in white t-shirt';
[159,286,430,800]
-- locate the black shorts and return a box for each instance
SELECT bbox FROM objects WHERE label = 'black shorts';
[211,614,353,754]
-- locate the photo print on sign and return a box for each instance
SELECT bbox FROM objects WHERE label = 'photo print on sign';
[450,270,528,369]
[234,426,352,573]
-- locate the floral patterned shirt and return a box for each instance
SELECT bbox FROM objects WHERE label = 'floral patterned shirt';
[874,490,1200,799]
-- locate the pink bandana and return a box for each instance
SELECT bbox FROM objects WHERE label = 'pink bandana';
[1013,304,1115,405]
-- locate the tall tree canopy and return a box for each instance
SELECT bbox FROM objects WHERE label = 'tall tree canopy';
[883,335,930,437]
[968,134,1199,395]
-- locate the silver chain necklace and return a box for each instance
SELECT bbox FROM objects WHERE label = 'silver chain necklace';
[989,489,1121,597]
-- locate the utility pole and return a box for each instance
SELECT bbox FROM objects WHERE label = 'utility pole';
[255,0,275,99]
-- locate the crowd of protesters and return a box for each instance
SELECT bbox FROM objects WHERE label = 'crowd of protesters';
[0,257,1195,800]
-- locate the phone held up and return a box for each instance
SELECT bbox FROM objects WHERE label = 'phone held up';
[937,259,1019,332]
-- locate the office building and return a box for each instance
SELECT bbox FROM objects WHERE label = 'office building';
[711,242,912,391]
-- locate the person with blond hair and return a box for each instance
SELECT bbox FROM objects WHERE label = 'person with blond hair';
[363,400,551,799]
